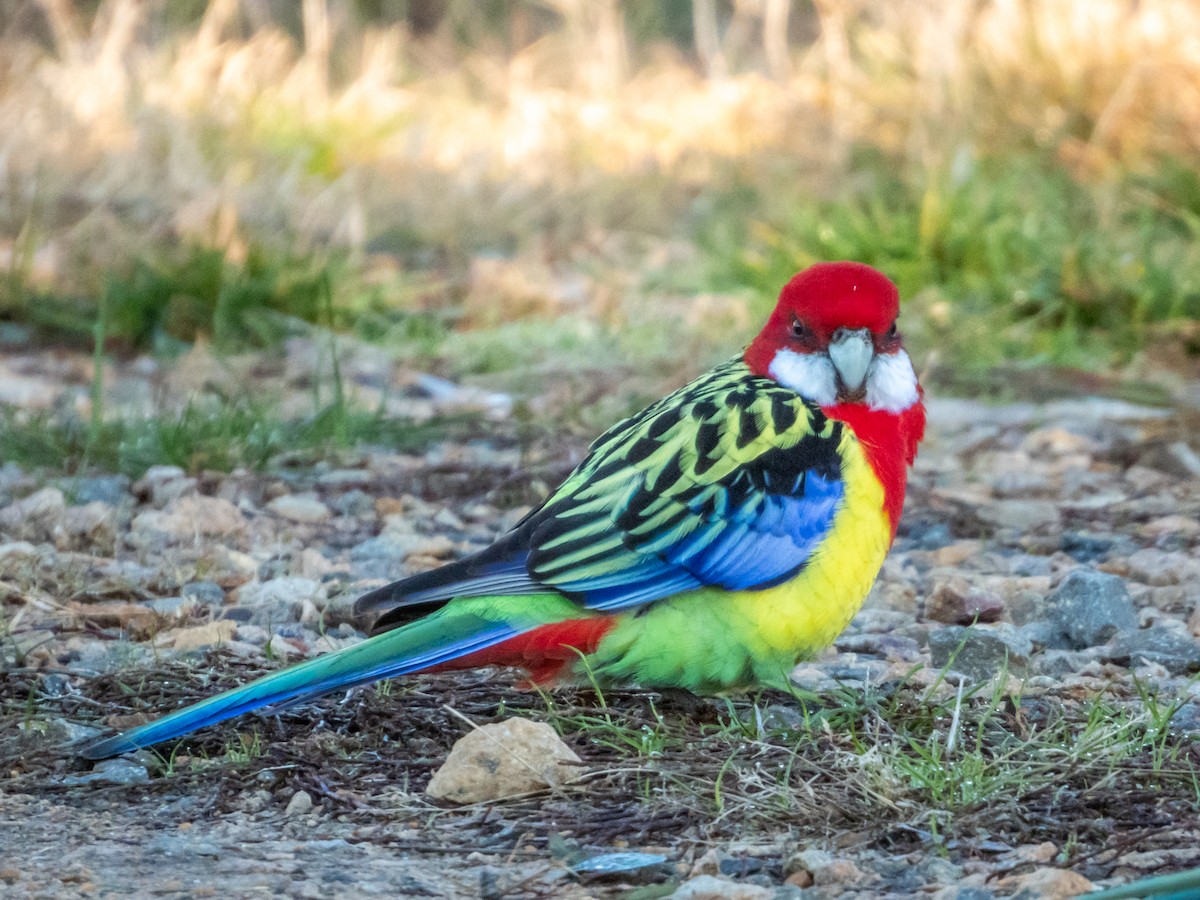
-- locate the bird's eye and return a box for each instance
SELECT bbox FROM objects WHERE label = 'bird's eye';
[886,321,898,338]
[790,319,808,339]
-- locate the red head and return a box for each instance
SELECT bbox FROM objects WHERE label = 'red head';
[744,262,925,535]
[745,262,918,414]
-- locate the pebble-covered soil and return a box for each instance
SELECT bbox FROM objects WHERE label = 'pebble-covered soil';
[2,342,1200,899]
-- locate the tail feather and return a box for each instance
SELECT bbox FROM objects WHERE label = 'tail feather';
[79,612,518,760]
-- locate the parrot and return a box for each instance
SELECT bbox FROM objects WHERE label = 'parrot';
[80,260,926,760]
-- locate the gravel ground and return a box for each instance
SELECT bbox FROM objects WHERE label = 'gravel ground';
[2,343,1200,898]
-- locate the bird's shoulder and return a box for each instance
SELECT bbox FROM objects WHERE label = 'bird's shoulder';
[564,356,847,498]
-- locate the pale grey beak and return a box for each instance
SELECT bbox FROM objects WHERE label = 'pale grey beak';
[827,327,874,397]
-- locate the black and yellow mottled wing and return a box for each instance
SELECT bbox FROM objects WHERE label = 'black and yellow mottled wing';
[356,358,846,629]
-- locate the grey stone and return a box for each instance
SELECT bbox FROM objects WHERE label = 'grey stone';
[182,580,225,606]
[978,500,1061,531]
[1045,569,1137,649]
[267,493,331,524]
[333,489,376,517]
[1169,702,1200,736]
[670,875,773,899]
[349,535,408,580]
[0,540,40,561]
[238,577,326,627]
[1019,620,1072,653]
[66,474,131,505]
[63,758,150,786]
[1031,649,1094,678]
[836,633,922,661]
[929,624,1030,681]
[285,790,314,817]
[17,716,104,746]
[0,487,66,539]
[926,576,1005,625]
[1103,628,1200,675]
[316,469,373,489]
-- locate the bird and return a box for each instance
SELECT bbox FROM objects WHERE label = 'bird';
[80,261,926,760]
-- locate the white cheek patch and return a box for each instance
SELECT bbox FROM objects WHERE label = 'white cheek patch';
[866,349,920,412]
[768,349,837,406]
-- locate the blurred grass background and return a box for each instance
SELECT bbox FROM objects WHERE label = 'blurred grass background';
[1,0,1199,422]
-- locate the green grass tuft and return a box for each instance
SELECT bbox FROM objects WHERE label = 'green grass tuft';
[697,153,1200,371]
[0,402,475,478]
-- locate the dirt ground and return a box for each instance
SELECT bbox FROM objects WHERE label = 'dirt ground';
[3,346,1200,898]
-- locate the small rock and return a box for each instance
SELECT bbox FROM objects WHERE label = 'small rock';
[267,494,331,524]
[332,489,376,517]
[317,469,373,489]
[1045,569,1137,649]
[784,870,814,888]
[349,536,409,580]
[69,601,158,637]
[133,465,197,507]
[17,716,104,746]
[131,495,247,544]
[995,866,1092,900]
[1142,515,1200,539]
[1019,620,1071,653]
[927,576,1005,625]
[929,540,983,567]
[285,790,314,817]
[168,620,237,651]
[0,487,66,540]
[425,718,584,803]
[0,541,39,562]
[1104,627,1200,674]
[928,624,1030,681]
[66,474,131,506]
[991,470,1049,498]
[1031,649,1094,678]
[784,848,865,886]
[1126,549,1200,586]
[837,632,922,661]
[60,502,118,551]
[574,851,668,878]
[292,547,335,579]
[181,581,225,606]
[1168,702,1200,736]
[0,366,57,408]
[690,848,729,877]
[266,634,304,659]
[931,888,996,900]
[1011,842,1058,864]
[1137,441,1200,478]
[977,500,1061,531]
[236,577,326,627]
[670,875,773,900]
[63,758,150,786]
[1060,531,1117,563]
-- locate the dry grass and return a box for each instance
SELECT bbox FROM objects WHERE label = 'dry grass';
[2,2,1199,358]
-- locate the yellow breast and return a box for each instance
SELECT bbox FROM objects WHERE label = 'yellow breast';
[728,434,890,659]
[590,434,893,691]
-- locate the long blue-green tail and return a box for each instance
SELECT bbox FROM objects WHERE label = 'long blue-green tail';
[79,609,519,760]
[1085,864,1200,900]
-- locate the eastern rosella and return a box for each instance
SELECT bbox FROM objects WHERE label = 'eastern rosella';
[81,261,926,760]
